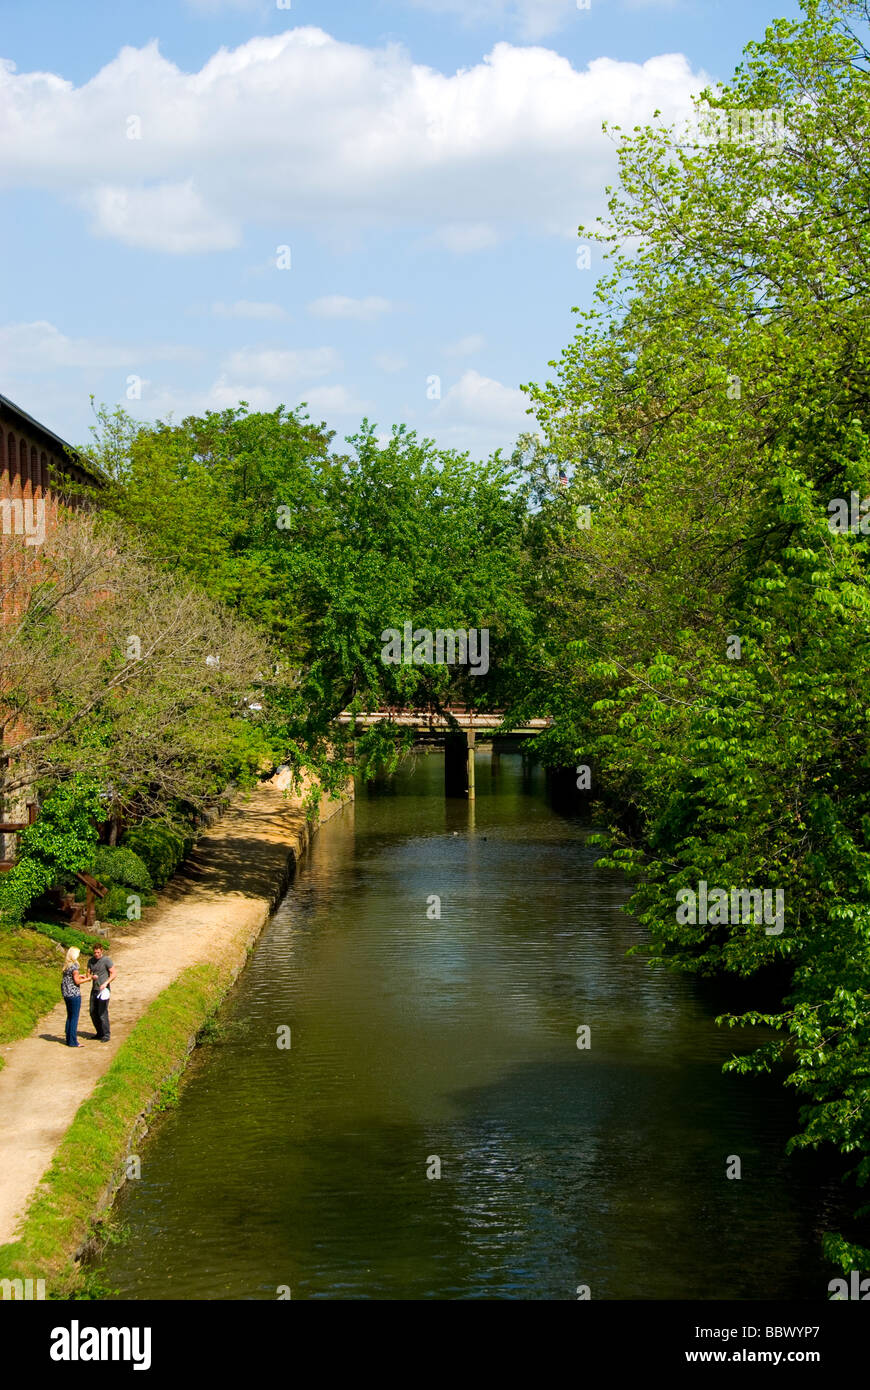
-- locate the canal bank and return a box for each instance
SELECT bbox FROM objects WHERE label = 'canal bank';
[0,769,349,1297]
[95,749,845,1301]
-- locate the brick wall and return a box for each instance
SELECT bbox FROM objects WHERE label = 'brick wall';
[0,394,102,856]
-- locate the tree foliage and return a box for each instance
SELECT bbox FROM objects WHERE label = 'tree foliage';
[520,0,870,1268]
[0,778,102,927]
[0,508,278,833]
[86,405,535,786]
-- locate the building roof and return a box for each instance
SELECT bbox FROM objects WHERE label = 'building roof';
[0,391,104,485]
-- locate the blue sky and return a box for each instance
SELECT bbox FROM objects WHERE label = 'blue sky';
[0,0,803,459]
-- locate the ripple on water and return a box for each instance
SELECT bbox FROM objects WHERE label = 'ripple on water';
[97,753,845,1300]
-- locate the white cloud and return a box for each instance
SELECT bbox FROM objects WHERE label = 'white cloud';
[0,320,195,371]
[405,0,679,33]
[307,295,395,321]
[435,368,530,432]
[89,181,239,253]
[0,33,707,253]
[142,376,370,422]
[430,224,500,255]
[212,300,288,320]
[127,356,362,421]
[404,0,579,41]
[373,351,408,373]
[303,384,373,414]
[222,347,341,382]
[119,362,525,456]
[444,333,485,357]
[139,347,345,420]
[141,376,281,419]
[0,325,365,436]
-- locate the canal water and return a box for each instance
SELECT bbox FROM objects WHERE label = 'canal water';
[97,750,842,1300]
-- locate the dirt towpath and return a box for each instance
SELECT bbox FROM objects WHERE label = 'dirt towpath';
[0,771,344,1245]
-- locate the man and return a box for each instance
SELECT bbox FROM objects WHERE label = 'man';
[86,943,116,1042]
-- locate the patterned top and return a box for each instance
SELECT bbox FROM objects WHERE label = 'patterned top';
[61,964,80,999]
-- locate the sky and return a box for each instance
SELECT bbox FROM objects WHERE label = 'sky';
[0,0,804,460]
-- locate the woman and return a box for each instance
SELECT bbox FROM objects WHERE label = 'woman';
[61,947,92,1048]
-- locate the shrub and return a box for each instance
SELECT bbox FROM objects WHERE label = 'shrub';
[122,822,191,889]
[57,847,158,923]
[0,779,102,930]
[76,845,157,922]
[100,884,134,921]
[24,921,109,954]
[90,846,153,893]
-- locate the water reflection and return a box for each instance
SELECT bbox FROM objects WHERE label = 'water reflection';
[97,750,842,1300]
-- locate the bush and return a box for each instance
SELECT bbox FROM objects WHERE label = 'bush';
[70,883,156,925]
[0,779,102,929]
[24,921,109,954]
[101,884,135,921]
[90,846,153,893]
[122,822,192,889]
[58,847,159,923]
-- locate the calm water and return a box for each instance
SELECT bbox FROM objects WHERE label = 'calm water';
[98,750,842,1300]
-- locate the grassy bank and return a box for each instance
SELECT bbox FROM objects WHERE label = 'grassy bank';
[0,784,345,1297]
[0,956,238,1297]
[0,925,107,1070]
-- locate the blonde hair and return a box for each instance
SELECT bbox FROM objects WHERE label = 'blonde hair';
[63,947,81,969]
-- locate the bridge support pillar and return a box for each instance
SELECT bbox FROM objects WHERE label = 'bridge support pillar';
[444,730,476,798]
[444,733,467,797]
[521,743,534,789]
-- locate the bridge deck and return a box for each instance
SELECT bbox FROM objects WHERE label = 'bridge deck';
[336,710,550,732]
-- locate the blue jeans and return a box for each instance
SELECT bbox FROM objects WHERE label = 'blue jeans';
[64,993,81,1046]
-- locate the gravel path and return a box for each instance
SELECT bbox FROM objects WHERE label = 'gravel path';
[0,771,345,1245]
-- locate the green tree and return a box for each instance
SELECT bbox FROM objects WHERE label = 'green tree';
[0,778,102,927]
[521,0,870,1268]
[0,509,277,834]
[86,406,536,787]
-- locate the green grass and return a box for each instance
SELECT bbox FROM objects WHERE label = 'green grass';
[0,925,110,1070]
[0,959,232,1297]
[0,929,65,1062]
[23,921,111,954]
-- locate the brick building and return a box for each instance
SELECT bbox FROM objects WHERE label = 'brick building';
[0,390,100,517]
[0,392,103,855]
[1,391,103,607]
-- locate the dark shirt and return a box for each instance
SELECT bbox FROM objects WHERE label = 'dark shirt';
[87,955,114,991]
[61,965,80,999]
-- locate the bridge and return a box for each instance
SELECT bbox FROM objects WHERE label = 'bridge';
[336,706,552,799]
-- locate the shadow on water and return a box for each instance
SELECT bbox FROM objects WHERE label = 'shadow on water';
[94,748,848,1300]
